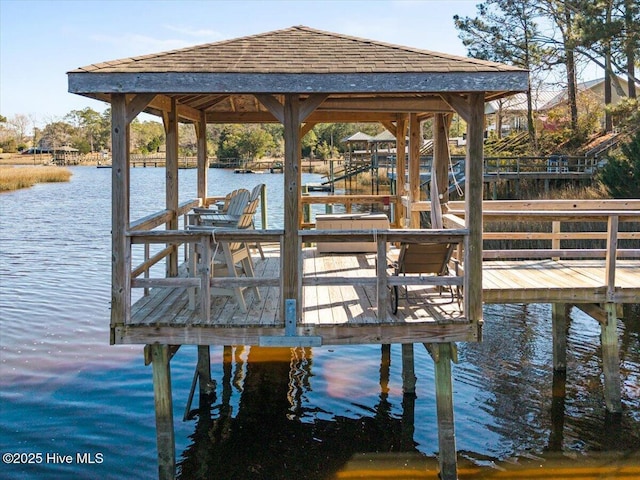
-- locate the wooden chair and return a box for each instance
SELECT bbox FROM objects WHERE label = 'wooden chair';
[192,189,250,226]
[388,242,459,314]
[247,183,265,259]
[188,197,261,312]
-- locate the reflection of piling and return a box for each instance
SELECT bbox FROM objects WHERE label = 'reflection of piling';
[553,301,622,413]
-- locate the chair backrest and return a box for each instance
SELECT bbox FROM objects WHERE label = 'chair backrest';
[224,198,260,251]
[249,183,265,202]
[397,242,453,276]
[218,189,241,213]
[226,189,250,216]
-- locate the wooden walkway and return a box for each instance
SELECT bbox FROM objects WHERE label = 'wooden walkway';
[483,259,639,304]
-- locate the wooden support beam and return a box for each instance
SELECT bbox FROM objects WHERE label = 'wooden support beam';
[409,113,421,228]
[380,344,391,395]
[605,215,619,301]
[401,344,416,395]
[126,93,156,124]
[151,344,176,480]
[464,92,485,325]
[197,345,213,401]
[196,110,208,200]
[255,94,285,123]
[376,234,389,319]
[441,94,471,123]
[395,116,408,227]
[574,303,608,325]
[283,94,301,319]
[300,122,316,138]
[431,343,458,480]
[380,120,397,137]
[299,94,329,123]
[164,98,179,277]
[601,303,622,413]
[110,94,130,334]
[552,303,568,371]
[433,113,452,204]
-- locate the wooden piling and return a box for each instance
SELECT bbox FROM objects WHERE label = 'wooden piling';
[601,303,622,413]
[151,344,176,480]
[401,343,417,395]
[552,303,567,371]
[432,343,457,480]
[197,345,213,401]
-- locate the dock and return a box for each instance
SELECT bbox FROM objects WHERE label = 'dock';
[67,25,638,480]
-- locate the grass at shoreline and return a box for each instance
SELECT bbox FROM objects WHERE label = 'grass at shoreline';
[0,166,72,192]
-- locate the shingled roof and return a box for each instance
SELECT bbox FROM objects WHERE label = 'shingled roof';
[71,25,522,75]
[68,25,528,122]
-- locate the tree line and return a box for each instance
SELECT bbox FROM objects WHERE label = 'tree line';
[0,108,389,162]
[454,0,639,146]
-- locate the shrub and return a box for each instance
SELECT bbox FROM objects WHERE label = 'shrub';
[598,129,640,198]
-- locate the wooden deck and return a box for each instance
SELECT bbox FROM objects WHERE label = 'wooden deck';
[120,245,471,346]
[118,245,639,346]
[483,259,639,304]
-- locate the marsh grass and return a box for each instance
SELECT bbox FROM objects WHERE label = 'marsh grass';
[0,166,72,192]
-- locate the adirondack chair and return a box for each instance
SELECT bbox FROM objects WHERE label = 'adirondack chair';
[192,189,250,227]
[247,183,265,259]
[389,242,459,314]
[188,197,261,312]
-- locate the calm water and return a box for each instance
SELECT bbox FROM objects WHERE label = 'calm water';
[0,166,638,480]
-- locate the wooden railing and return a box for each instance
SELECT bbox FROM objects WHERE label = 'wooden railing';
[444,200,640,297]
[125,226,467,325]
[129,199,200,295]
[300,194,399,228]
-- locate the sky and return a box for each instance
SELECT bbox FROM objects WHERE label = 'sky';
[0,0,602,129]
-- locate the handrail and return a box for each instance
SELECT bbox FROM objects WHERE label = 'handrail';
[125,227,469,324]
[130,199,200,231]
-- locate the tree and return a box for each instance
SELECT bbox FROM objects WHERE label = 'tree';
[237,126,275,160]
[598,128,640,197]
[65,107,108,152]
[454,0,548,144]
[39,120,75,151]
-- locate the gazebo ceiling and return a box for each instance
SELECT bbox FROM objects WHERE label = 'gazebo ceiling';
[68,25,528,123]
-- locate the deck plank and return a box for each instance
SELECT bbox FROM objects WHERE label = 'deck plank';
[126,248,639,345]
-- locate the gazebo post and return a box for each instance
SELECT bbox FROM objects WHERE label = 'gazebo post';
[465,93,485,325]
[110,93,130,335]
[282,94,301,319]
[164,98,179,277]
[408,113,421,228]
[395,116,407,227]
[196,109,208,201]
[433,113,452,205]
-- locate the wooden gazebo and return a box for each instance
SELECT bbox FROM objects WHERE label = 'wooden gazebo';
[68,26,529,479]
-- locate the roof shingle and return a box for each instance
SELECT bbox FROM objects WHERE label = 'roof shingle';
[70,25,523,75]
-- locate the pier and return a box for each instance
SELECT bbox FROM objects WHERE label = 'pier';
[67,26,638,479]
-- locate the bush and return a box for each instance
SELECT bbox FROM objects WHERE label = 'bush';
[598,130,640,198]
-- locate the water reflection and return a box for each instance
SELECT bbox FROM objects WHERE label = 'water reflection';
[178,346,424,480]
